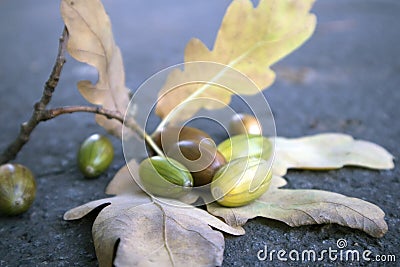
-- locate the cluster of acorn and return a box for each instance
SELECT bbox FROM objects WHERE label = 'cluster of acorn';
[138,113,273,207]
[0,113,272,215]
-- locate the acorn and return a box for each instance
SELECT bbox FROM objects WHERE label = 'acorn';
[0,164,36,216]
[138,156,193,198]
[78,134,114,178]
[211,157,272,207]
[217,134,272,162]
[151,126,212,153]
[229,113,262,136]
[166,140,226,186]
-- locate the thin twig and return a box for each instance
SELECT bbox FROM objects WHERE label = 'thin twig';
[43,106,124,122]
[44,106,164,157]
[0,27,68,164]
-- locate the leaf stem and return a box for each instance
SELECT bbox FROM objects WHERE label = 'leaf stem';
[153,65,231,134]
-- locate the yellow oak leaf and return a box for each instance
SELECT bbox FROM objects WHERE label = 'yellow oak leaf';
[156,0,316,122]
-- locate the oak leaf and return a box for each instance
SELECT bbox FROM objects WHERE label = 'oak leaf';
[64,161,244,267]
[156,0,317,122]
[60,0,130,137]
[273,133,394,176]
[207,175,388,238]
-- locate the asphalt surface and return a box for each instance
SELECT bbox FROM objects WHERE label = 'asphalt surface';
[0,0,399,266]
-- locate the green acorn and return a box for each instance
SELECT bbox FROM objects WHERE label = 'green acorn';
[139,156,193,198]
[0,164,36,216]
[211,157,272,207]
[78,134,114,178]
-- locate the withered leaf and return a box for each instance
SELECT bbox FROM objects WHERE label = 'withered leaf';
[156,0,317,122]
[64,161,244,267]
[207,175,388,238]
[60,0,130,137]
[273,133,394,176]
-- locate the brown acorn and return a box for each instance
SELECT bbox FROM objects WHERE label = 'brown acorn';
[229,113,262,136]
[166,139,226,186]
[152,126,212,153]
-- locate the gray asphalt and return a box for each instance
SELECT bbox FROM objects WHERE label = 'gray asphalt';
[0,0,399,266]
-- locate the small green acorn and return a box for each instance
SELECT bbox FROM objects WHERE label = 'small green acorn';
[138,156,193,198]
[0,164,36,216]
[78,134,114,178]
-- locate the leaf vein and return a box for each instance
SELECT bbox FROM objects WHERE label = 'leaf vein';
[270,199,381,229]
[167,215,220,251]
[153,201,176,266]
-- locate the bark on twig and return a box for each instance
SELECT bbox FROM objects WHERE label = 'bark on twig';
[43,106,125,122]
[0,27,69,164]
